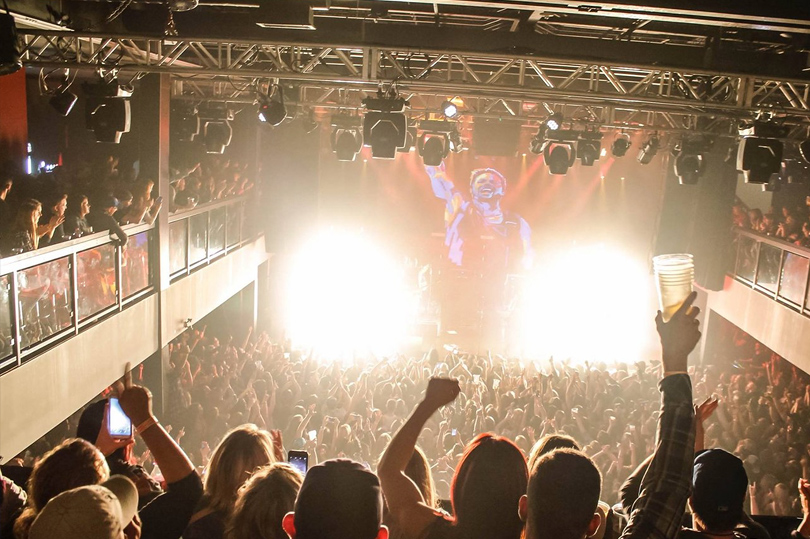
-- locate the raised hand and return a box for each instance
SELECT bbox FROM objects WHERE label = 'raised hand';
[115,362,154,426]
[655,291,701,373]
[422,377,461,412]
[95,401,134,456]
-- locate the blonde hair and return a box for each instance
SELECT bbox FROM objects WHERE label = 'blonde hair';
[226,462,303,539]
[14,438,109,539]
[203,424,276,515]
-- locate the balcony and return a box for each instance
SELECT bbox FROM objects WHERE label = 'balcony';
[0,197,267,458]
[703,228,810,372]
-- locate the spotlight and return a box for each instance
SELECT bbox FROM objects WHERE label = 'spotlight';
[576,135,602,166]
[674,153,705,185]
[545,113,563,131]
[737,137,783,184]
[611,134,631,157]
[544,143,574,175]
[171,105,200,142]
[529,126,548,155]
[637,135,659,165]
[257,87,286,126]
[397,126,417,153]
[799,140,810,163]
[419,134,449,166]
[332,129,362,161]
[0,12,21,76]
[203,120,232,154]
[49,90,78,117]
[441,100,459,119]
[362,92,409,159]
[672,136,712,185]
[86,97,131,143]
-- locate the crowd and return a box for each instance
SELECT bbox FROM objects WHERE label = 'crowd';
[2,292,810,539]
[0,155,255,257]
[732,201,810,247]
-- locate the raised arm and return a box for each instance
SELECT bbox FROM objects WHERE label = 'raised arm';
[620,292,700,539]
[379,378,460,539]
[425,163,456,203]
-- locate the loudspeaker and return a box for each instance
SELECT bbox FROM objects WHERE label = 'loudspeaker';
[654,140,738,291]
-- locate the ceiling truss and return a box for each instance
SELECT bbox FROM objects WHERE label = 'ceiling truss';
[19,30,810,139]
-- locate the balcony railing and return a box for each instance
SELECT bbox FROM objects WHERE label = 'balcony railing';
[0,196,253,375]
[168,197,248,280]
[731,228,810,314]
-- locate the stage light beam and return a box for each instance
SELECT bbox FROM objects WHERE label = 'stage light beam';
[283,229,417,358]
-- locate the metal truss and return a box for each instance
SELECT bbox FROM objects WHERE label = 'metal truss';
[19,30,810,138]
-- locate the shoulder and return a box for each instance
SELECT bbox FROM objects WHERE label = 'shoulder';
[420,514,456,539]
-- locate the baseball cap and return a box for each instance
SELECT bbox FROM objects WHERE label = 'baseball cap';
[692,449,748,518]
[293,459,383,539]
[29,475,139,539]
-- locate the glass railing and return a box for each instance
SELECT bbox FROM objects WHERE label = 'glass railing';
[731,228,810,314]
[168,197,248,280]
[0,196,255,375]
[0,223,155,373]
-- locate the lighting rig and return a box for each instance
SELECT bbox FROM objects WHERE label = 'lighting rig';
[362,88,410,159]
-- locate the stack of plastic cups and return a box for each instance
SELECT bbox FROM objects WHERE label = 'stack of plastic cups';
[652,254,694,322]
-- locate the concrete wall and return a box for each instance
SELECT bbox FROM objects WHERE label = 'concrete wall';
[0,237,267,460]
[705,276,810,373]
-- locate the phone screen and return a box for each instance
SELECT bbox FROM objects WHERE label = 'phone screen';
[288,450,308,475]
[308,430,317,441]
[108,398,132,438]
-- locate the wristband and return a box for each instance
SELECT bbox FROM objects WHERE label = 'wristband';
[663,371,688,378]
[135,417,158,435]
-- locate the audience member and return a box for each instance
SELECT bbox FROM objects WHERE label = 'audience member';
[28,475,139,539]
[64,194,93,238]
[281,459,388,539]
[0,199,42,256]
[184,424,281,539]
[225,462,303,539]
[87,195,129,246]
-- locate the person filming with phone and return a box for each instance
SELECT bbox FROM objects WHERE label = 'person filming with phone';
[76,364,203,539]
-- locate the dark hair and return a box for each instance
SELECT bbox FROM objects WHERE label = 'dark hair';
[451,433,528,539]
[528,434,580,471]
[527,449,601,539]
[13,439,109,539]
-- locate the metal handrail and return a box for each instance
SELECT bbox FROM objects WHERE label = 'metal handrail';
[0,197,254,375]
[733,227,810,259]
[168,195,248,223]
[0,223,153,275]
[731,227,810,313]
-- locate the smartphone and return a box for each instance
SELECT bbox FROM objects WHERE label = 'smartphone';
[493,379,500,389]
[473,374,480,384]
[108,397,132,438]
[451,428,457,436]
[288,450,308,475]
[308,430,317,441]
[156,196,164,204]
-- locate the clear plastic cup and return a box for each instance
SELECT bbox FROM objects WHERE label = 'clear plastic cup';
[653,254,694,322]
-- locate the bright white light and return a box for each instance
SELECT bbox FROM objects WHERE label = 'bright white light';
[258,112,267,123]
[283,229,418,360]
[600,147,607,157]
[516,244,654,365]
[442,102,458,118]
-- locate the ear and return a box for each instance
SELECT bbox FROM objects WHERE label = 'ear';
[518,494,528,522]
[282,512,296,539]
[585,512,601,538]
[376,525,389,539]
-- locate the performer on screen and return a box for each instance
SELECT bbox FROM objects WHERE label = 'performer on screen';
[425,163,533,275]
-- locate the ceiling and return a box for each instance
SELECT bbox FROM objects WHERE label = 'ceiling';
[9,0,810,138]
